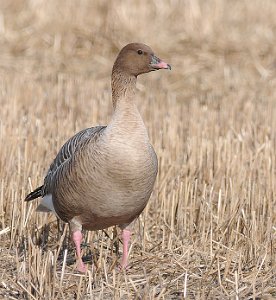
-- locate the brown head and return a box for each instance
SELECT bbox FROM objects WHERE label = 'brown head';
[112,43,171,77]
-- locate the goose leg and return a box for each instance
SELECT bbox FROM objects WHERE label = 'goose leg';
[121,228,131,269]
[72,230,87,273]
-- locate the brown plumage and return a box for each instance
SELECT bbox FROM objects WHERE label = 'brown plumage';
[25,43,171,272]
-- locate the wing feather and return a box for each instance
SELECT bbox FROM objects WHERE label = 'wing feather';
[25,126,106,201]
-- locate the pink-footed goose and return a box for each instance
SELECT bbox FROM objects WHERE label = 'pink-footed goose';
[25,43,171,273]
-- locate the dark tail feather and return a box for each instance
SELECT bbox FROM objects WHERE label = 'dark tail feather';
[25,185,43,201]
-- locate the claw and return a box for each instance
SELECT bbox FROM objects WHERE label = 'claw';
[77,261,87,273]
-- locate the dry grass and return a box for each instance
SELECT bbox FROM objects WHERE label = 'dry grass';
[0,0,276,299]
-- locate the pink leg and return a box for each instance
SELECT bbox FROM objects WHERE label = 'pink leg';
[72,230,87,273]
[121,229,131,269]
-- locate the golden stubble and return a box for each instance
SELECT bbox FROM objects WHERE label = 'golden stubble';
[0,0,275,299]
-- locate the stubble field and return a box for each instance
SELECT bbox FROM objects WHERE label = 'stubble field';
[0,0,275,299]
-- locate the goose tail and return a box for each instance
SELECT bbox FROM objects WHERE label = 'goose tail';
[25,185,43,201]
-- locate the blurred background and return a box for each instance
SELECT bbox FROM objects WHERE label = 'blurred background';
[1,0,276,78]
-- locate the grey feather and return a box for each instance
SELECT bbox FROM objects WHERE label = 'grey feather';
[41,126,106,197]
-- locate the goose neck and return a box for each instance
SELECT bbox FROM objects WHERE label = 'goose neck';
[111,71,137,110]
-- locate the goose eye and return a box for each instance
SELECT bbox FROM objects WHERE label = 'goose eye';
[137,49,143,55]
